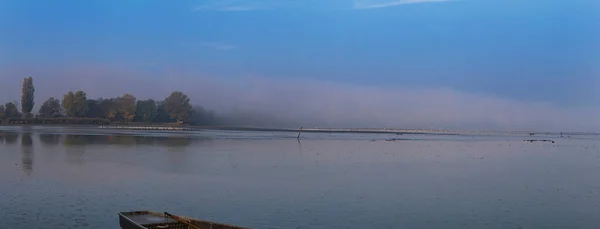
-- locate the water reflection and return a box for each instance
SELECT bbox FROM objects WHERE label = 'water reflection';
[57,134,195,148]
[21,134,34,175]
[63,135,94,146]
[39,134,62,145]
[155,137,193,148]
[297,139,303,155]
[1,131,202,173]
[134,136,156,145]
[21,133,33,146]
[64,141,86,166]
[2,132,19,144]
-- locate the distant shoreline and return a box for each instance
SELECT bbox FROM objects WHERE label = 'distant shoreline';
[0,123,595,136]
[0,123,456,135]
[1,123,425,134]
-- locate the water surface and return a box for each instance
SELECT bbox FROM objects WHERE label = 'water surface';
[1,126,600,229]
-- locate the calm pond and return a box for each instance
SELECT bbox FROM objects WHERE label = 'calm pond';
[1,126,600,229]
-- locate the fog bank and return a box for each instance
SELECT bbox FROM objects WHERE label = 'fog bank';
[1,64,598,132]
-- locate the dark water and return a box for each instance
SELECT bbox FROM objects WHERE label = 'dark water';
[1,126,600,229]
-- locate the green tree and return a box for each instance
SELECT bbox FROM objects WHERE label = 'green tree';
[154,101,172,122]
[62,90,88,117]
[86,99,103,118]
[4,102,21,118]
[163,91,193,123]
[0,105,5,120]
[115,94,136,122]
[38,97,62,118]
[21,77,35,117]
[135,99,158,122]
[99,98,118,121]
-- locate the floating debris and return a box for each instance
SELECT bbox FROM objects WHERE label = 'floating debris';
[523,139,555,143]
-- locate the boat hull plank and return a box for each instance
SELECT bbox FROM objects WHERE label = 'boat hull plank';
[119,211,251,229]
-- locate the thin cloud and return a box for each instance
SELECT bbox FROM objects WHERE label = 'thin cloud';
[192,0,350,12]
[201,42,238,51]
[192,0,273,12]
[354,0,453,9]
[192,5,262,12]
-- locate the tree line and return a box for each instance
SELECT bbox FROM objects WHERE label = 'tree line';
[0,77,216,125]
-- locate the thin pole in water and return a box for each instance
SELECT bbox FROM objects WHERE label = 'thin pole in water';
[297,126,303,139]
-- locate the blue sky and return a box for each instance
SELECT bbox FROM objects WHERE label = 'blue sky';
[0,0,599,130]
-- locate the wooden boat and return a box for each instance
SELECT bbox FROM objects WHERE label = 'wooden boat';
[119,211,251,229]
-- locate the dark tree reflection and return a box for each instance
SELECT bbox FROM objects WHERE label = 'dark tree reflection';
[4,132,18,144]
[63,135,93,146]
[134,136,157,145]
[53,133,203,150]
[109,135,137,146]
[21,133,34,175]
[156,137,193,148]
[39,134,61,145]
